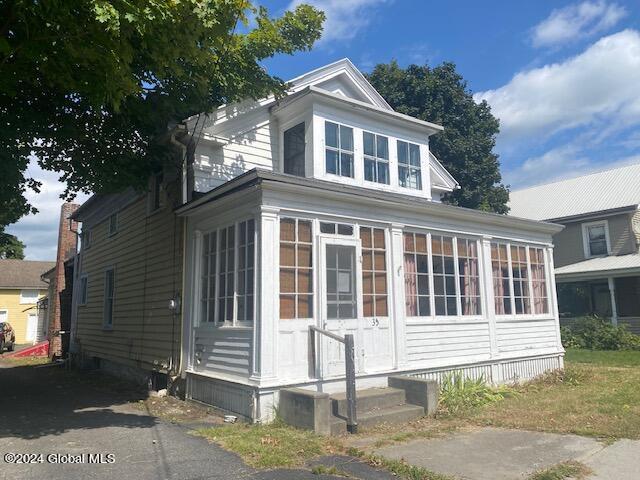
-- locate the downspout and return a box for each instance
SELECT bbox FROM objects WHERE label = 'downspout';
[169,125,191,378]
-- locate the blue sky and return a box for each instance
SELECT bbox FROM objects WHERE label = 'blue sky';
[9,0,640,259]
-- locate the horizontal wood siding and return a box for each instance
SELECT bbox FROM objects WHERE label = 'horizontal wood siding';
[496,319,558,354]
[76,190,183,372]
[193,328,253,377]
[405,321,492,365]
[194,109,276,192]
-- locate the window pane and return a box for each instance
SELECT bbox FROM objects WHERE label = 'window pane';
[298,221,312,243]
[364,159,375,182]
[377,136,389,159]
[320,222,336,234]
[377,162,389,185]
[326,150,338,174]
[280,218,295,241]
[397,141,408,164]
[340,153,353,177]
[283,122,305,177]
[340,125,353,151]
[325,122,338,148]
[363,132,375,156]
[409,144,420,166]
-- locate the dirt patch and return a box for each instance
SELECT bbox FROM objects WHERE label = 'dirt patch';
[135,395,224,425]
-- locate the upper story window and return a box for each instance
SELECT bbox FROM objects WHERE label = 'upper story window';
[363,132,389,184]
[108,213,118,236]
[582,221,609,257]
[78,275,88,306]
[19,289,39,304]
[283,122,305,177]
[82,229,92,250]
[325,121,354,178]
[397,140,422,190]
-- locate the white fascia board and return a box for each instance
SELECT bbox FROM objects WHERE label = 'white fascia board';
[429,152,459,190]
[271,86,444,136]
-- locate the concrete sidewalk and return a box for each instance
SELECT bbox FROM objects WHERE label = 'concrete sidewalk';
[374,427,640,480]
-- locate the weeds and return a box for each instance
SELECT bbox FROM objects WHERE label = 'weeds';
[527,461,591,480]
[438,371,517,415]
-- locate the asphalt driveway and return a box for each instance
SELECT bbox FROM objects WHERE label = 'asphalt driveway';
[0,360,381,480]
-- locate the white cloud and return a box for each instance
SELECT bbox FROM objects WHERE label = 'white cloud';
[506,149,640,189]
[289,0,389,44]
[531,1,626,48]
[475,30,640,145]
[5,159,90,260]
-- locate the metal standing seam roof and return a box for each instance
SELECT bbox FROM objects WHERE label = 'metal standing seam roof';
[0,259,55,289]
[509,163,640,221]
[555,253,640,277]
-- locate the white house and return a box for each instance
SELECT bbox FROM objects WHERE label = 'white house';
[171,59,565,421]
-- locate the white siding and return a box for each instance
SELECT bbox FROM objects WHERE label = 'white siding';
[496,319,558,354]
[194,328,253,377]
[406,321,492,365]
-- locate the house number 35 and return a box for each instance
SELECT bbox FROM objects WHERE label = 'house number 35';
[371,318,379,327]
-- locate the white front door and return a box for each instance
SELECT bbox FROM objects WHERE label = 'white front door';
[26,313,38,343]
[320,239,363,377]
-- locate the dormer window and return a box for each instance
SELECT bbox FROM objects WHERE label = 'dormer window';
[363,131,389,185]
[325,121,354,178]
[397,140,422,190]
[582,221,610,257]
[283,122,306,177]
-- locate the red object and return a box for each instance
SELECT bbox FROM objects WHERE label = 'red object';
[5,341,49,358]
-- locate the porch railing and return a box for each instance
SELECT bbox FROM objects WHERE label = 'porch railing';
[308,325,358,433]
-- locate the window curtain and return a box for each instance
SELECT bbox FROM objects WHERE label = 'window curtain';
[492,257,505,315]
[404,254,418,316]
[531,260,547,314]
[462,255,479,315]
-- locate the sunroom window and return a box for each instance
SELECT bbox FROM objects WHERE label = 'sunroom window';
[280,218,313,319]
[199,219,255,325]
[397,140,422,190]
[491,242,549,316]
[361,227,388,317]
[363,131,389,184]
[325,121,354,178]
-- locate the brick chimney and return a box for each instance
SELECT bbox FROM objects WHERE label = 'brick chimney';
[49,202,79,358]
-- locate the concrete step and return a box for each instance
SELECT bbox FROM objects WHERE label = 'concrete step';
[330,387,406,417]
[330,403,425,435]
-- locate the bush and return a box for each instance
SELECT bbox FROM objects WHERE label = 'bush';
[561,316,640,351]
[439,371,517,415]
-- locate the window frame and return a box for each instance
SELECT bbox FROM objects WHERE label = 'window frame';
[19,289,39,305]
[103,267,115,329]
[82,229,92,250]
[148,172,163,214]
[403,229,483,322]
[279,216,315,320]
[324,120,354,178]
[197,218,256,329]
[362,130,390,185]
[581,220,611,258]
[283,121,306,177]
[490,241,552,319]
[78,274,89,306]
[397,140,423,190]
[107,213,118,237]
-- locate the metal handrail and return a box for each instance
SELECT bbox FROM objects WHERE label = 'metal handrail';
[308,325,358,433]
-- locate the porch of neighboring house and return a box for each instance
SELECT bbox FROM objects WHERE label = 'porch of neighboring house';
[556,273,640,335]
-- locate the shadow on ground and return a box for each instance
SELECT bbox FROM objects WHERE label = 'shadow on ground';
[0,361,153,440]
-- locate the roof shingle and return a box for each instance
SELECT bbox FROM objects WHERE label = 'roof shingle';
[0,259,56,289]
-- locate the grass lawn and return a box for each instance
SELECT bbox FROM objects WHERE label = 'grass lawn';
[469,349,640,440]
[196,349,640,473]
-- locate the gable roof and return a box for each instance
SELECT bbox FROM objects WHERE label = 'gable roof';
[287,58,392,110]
[509,163,640,221]
[0,259,55,289]
[429,152,459,192]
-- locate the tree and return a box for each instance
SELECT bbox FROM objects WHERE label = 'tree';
[0,232,25,259]
[1,0,324,227]
[367,61,509,214]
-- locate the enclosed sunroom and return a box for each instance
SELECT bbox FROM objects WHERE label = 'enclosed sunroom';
[177,169,563,421]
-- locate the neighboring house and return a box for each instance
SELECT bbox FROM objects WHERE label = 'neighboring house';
[0,259,55,344]
[510,163,640,335]
[71,59,564,421]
